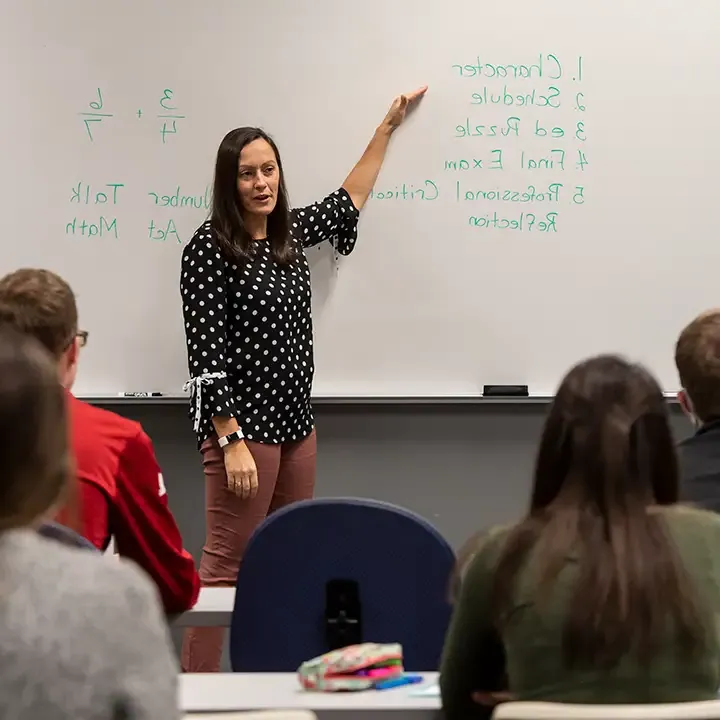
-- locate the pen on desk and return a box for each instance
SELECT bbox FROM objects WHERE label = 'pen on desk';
[118,392,164,397]
[374,674,424,690]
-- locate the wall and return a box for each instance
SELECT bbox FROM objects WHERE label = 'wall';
[99,401,693,558]
[99,400,691,664]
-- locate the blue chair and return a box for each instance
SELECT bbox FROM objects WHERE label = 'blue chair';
[229,497,455,672]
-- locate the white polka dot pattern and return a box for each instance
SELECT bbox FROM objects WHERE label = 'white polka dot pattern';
[180,188,359,446]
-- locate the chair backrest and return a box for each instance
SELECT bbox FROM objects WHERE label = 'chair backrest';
[229,497,455,672]
[37,522,98,551]
[493,701,720,720]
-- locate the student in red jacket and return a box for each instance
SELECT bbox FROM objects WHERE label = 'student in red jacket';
[0,268,199,615]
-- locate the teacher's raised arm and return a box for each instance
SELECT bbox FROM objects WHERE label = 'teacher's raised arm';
[179,87,425,673]
[342,85,428,211]
[292,85,427,254]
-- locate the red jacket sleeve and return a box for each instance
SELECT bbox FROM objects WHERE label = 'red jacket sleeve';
[53,482,110,549]
[77,482,111,549]
[111,428,200,615]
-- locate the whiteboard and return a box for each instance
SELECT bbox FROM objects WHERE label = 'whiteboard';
[2,0,718,397]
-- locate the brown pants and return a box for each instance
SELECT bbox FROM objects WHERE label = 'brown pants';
[180,430,317,672]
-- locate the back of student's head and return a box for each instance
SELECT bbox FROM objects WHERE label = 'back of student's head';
[533,354,676,509]
[675,310,720,424]
[0,326,70,530]
[0,268,78,358]
[490,354,706,668]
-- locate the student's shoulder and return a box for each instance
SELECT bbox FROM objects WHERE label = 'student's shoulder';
[70,395,143,445]
[183,220,220,256]
[459,523,515,579]
[473,522,515,554]
[16,532,159,610]
[658,504,720,542]
[76,549,160,615]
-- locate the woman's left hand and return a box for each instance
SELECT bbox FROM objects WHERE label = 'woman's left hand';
[381,86,428,130]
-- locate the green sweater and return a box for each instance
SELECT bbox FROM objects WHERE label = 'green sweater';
[440,506,720,719]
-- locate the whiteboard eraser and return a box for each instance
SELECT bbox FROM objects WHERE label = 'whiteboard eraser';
[483,385,529,397]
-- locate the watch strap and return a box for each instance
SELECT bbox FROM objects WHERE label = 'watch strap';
[218,430,244,448]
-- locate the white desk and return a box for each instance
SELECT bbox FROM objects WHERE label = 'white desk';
[180,672,441,719]
[173,587,235,628]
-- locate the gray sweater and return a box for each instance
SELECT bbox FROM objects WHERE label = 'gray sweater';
[0,529,178,719]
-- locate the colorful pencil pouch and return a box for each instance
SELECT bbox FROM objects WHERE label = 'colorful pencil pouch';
[297,643,404,691]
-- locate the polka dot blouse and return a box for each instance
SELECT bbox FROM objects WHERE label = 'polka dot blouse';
[180,188,360,447]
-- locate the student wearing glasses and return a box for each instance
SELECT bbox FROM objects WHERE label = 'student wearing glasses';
[0,325,178,720]
[0,268,200,616]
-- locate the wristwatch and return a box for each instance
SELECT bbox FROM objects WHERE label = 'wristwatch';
[218,430,244,448]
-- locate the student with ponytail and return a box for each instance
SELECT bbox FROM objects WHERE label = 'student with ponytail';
[441,355,720,719]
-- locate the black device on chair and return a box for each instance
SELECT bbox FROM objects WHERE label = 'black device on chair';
[325,579,362,650]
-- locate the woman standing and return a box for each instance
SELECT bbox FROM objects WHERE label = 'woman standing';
[180,86,426,672]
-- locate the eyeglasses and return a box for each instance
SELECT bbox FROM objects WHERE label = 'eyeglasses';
[63,330,88,352]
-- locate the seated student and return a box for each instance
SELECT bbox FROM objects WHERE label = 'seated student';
[675,309,720,511]
[440,355,720,719]
[0,268,199,615]
[0,326,177,719]
[37,521,98,550]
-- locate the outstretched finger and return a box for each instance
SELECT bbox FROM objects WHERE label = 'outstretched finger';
[405,85,428,104]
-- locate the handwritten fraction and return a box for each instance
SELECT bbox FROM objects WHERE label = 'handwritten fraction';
[78,88,186,143]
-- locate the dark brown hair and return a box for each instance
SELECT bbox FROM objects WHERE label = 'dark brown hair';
[0,269,78,358]
[0,326,71,531]
[211,127,296,266]
[473,355,706,668]
[675,310,720,423]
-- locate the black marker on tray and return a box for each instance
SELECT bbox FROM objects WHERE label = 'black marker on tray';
[118,392,164,397]
[483,385,529,397]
